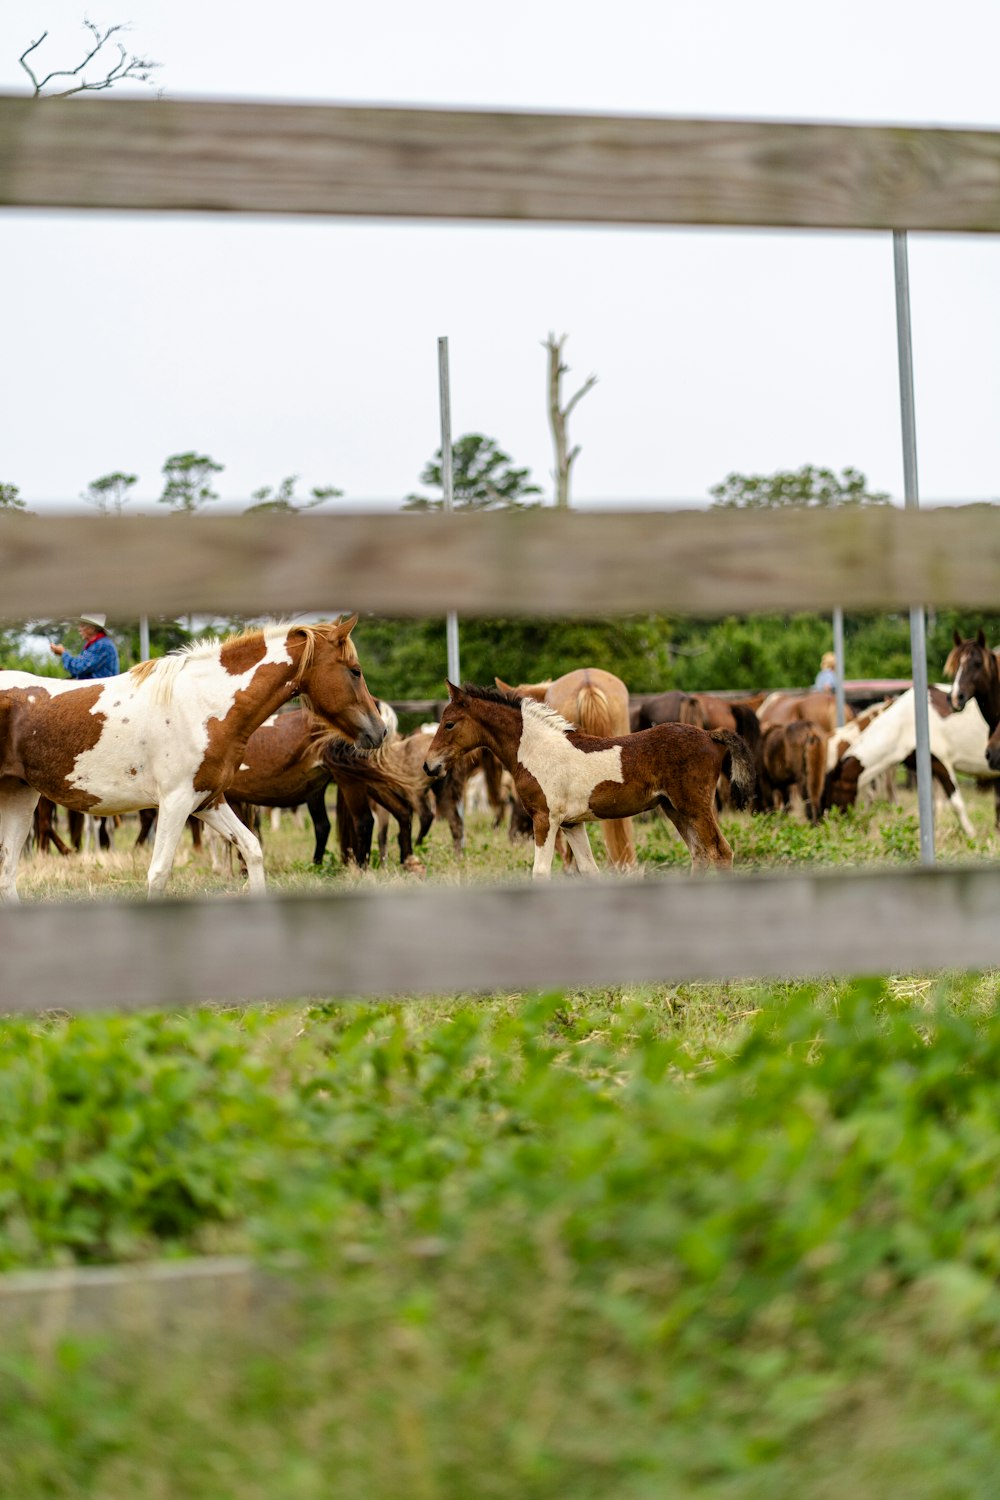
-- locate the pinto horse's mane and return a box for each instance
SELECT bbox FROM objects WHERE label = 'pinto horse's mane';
[458,683,577,734]
[128,621,356,706]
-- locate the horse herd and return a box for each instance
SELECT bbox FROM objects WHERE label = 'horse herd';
[1,620,998,900]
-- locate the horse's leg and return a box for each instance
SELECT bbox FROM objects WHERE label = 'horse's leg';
[434,770,466,856]
[195,801,266,893]
[601,816,638,873]
[929,757,974,839]
[659,800,733,872]
[530,812,560,879]
[339,782,374,867]
[145,793,201,896]
[0,785,41,902]
[305,786,331,865]
[374,802,391,864]
[135,807,156,848]
[562,823,601,876]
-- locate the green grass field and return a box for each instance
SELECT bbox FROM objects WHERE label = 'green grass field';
[3,786,1000,1498]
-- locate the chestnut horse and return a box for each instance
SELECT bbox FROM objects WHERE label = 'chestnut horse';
[423,683,754,878]
[496,668,637,872]
[0,617,385,900]
[758,690,855,734]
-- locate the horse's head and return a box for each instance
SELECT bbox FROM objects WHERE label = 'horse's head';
[423,682,498,779]
[292,616,386,750]
[949,628,995,712]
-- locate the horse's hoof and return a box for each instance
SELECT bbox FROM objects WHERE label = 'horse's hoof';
[402,855,426,877]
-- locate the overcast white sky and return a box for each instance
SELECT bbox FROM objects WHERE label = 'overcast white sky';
[2,0,999,514]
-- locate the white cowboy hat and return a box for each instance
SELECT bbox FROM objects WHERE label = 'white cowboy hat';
[79,613,107,629]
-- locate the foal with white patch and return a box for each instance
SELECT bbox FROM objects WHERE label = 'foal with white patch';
[423,684,754,878]
[0,617,385,901]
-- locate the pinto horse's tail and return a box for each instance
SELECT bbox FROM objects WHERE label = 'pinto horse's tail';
[708,728,756,811]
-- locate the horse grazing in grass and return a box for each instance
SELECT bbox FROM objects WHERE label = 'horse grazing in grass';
[0,617,386,901]
[822,683,997,836]
[423,683,754,878]
[756,721,828,823]
[496,667,637,872]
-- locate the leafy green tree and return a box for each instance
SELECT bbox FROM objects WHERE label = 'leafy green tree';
[405,434,541,511]
[82,471,138,515]
[709,465,889,510]
[159,452,224,514]
[0,483,27,512]
[245,476,342,515]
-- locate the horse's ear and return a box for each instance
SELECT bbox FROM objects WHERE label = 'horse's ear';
[446,681,461,701]
[494,676,513,692]
[978,628,988,648]
[954,629,963,647]
[335,613,359,638]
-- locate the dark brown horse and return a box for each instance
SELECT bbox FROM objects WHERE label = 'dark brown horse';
[946,631,1000,794]
[423,683,754,878]
[757,721,828,823]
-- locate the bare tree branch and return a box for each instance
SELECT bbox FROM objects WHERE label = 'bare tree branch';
[19,18,160,99]
[543,332,597,509]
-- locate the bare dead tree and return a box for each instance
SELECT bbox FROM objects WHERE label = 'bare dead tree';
[19,18,160,98]
[543,333,597,510]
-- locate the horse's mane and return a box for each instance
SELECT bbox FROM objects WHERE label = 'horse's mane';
[457,682,577,733]
[128,620,355,706]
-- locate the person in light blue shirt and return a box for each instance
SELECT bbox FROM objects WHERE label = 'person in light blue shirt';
[50,613,120,679]
[813,651,837,692]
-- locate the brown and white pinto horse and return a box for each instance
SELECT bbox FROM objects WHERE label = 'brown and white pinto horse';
[0,618,385,900]
[496,668,637,872]
[423,683,754,878]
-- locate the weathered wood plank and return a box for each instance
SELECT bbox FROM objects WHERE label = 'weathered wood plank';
[2,96,1000,232]
[1,866,997,1014]
[2,506,1000,621]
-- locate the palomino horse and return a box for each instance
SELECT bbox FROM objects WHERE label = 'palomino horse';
[0,617,385,900]
[422,683,754,878]
[756,721,828,823]
[496,668,637,872]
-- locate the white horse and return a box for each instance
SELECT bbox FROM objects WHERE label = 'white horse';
[0,618,385,900]
[824,685,995,837]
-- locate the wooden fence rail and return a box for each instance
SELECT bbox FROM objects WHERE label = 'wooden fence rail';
[3,96,1000,232]
[3,866,1000,1016]
[3,98,1000,1012]
[3,505,1000,622]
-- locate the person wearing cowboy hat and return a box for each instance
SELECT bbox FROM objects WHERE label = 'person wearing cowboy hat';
[50,613,120,680]
[813,650,838,692]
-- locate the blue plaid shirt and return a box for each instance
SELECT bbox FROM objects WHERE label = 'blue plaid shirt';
[61,633,120,680]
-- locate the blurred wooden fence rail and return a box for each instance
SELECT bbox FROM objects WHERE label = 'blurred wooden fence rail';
[2,98,1000,1012]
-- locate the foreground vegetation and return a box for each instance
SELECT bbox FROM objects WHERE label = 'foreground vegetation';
[3,794,1000,1496]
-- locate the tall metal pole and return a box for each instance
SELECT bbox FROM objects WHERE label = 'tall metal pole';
[832,606,846,728]
[438,337,460,688]
[893,231,935,866]
[139,616,150,661]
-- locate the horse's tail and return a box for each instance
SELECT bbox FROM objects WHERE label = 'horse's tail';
[802,727,828,823]
[709,728,755,811]
[573,684,614,737]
